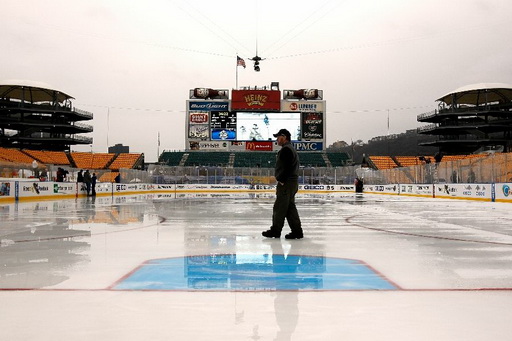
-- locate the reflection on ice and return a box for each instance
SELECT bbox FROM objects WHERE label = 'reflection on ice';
[0,195,156,289]
[112,253,397,291]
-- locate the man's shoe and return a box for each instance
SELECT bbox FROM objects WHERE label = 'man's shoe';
[262,230,281,238]
[285,232,303,239]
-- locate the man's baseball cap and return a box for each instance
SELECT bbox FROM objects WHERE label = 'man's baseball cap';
[273,128,291,139]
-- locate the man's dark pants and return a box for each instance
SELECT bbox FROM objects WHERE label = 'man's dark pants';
[271,181,302,235]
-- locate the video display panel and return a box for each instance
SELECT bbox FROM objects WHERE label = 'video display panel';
[235,112,301,141]
[211,111,237,140]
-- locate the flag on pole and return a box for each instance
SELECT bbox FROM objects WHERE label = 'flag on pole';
[237,56,246,68]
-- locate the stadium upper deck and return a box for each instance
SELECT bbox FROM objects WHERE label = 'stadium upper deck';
[0,81,93,151]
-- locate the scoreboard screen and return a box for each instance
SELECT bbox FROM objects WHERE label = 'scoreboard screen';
[211,111,236,129]
[236,112,301,141]
[211,111,237,140]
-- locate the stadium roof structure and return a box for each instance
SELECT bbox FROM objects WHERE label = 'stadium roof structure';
[0,80,91,151]
[0,79,74,103]
[418,83,512,154]
[436,83,512,106]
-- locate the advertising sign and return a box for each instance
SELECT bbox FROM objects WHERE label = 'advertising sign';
[197,141,230,151]
[189,112,209,124]
[188,125,209,139]
[229,141,246,151]
[0,182,10,196]
[20,182,52,197]
[231,90,280,111]
[301,112,323,140]
[495,183,512,202]
[188,101,229,111]
[434,183,490,200]
[281,100,324,112]
[293,142,323,151]
[246,141,274,151]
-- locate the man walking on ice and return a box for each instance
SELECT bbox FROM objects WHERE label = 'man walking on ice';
[262,128,304,239]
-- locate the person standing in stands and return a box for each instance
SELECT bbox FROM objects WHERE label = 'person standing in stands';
[262,128,303,240]
[83,170,92,196]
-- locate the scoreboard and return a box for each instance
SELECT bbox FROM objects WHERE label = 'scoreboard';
[185,88,325,152]
[210,111,237,140]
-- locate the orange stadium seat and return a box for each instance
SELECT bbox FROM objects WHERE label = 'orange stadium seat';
[71,152,115,170]
[109,153,142,170]
[99,172,119,182]
[395,156,418,167]
[369,156,398,170]
[0,147,36,164]
[23,149,70,165]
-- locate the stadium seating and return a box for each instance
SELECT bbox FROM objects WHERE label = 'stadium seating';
[159,151,351,168]
[23,150,70,165]
[369,156,399,170]
[0,147,36,164]
[441,154,486,162]
[233,152,276,168]
[71,152,115,170]
[109,153,142,170]
[395,156,424,167]
[159,151,185,166]
[99,172,119,183]
[326,152,350,167]
[184,152,230,167]
[298,152,327,167]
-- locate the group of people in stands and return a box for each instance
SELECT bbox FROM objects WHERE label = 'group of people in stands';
[77,169,96,196]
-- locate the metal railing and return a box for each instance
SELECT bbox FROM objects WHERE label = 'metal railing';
[73,107,94,119]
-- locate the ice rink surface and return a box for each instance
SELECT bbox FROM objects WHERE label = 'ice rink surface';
[1,192,512,340]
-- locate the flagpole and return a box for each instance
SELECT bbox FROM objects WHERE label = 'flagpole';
[236,57,239,89]
[157,131,160,162]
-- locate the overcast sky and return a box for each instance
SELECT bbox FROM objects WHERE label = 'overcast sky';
[2,0,512,161]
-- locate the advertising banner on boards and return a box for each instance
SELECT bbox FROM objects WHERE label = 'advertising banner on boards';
[495,183,512,202]
[434,183,491,200]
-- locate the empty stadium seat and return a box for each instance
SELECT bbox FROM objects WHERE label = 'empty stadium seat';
[109,153,142,170]
[71,152,115,169]
[184,152,230,167]
[23,150,70,165]
[0,147,36,164]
